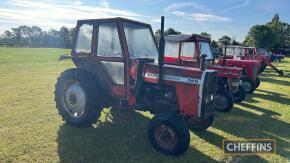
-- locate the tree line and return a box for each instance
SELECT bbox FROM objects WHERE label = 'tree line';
[0,14,289,52]
[0,26,75,48]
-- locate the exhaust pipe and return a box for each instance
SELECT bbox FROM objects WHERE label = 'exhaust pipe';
[200,54,207,70]
[158,16,165,91]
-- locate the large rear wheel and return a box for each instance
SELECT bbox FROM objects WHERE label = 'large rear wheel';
[55,68,104,127]
[147,113,190,156]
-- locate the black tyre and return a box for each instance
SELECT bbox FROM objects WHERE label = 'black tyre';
[259,64,266,73]
[214,89,233,112]
[185,115,214,131]
[278,70,284,76]
[233,85,246,103]
[147,113,190,156]
[55,68,104,127]
[241,76,256,94]
[256,77,261,88]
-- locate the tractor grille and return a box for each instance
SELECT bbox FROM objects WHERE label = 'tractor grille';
[200,70,218,118]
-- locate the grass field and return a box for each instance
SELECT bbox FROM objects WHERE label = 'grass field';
[0,47,289,163]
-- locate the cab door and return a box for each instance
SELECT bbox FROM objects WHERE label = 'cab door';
[95,22,126,98]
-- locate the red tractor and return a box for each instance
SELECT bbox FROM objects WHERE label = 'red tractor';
[55,17,218,155]
[216,45,260,94]
[163,34,246,112]
[243,47,284,76]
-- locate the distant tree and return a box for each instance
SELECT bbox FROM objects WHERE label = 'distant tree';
[231,36,241,45]
[59,27,70,48]
[154,28,182,43]
[0,25,76,48]
[30,26,43,47]
[245,25,274,48]
[218,35,231,46]
[68,27,76,48]
[210,40,218,48]
[200,32,211,41]
[1,30,14,46]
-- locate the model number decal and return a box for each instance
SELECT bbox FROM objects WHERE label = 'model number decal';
[144,73,200,85]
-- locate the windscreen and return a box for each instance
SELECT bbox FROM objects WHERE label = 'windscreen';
[165,41,179,58]
[123,22,158,62]
[225,47,243,56]
[199,42,213,59]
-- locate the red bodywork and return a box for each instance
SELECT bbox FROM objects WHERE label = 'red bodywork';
[163,34,243,80]
[71,18,217,120]
[216,59,258,80]
[218,45,260,80]
[243,47,283,74]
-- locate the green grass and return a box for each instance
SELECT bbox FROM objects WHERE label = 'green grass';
[0,47,289,163]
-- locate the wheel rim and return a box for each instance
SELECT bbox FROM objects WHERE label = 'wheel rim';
[214,94,228,110]
[242,81,252,92]
[154,123,178,150]
[63,81,86,118]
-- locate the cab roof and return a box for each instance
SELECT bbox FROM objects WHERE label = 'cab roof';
[77,17,151,27]
[165,34,210,42]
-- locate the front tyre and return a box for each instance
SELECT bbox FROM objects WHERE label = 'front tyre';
[256,77,261,88]
[55,68,104,127]
[233,85,246,103]
[241,76,256,94]
[185,115,214,131]
[147,113,190,156]
[214,89,233,112]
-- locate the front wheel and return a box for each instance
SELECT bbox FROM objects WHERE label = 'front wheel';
[147,113,190,156]
[185,115,214,131]
[55,68,104,127]
[256,77,261,88]
[233,85,246,103]
[214,89,233,112]
[241,76,256,94]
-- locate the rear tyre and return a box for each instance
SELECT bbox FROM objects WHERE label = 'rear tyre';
[147,113,190,156]
[278,70,284,76]
[233,85,246,103]
[259,64,266,73]
[256,77,261,88]
[185,115,214,131]
[55,68,104,127]
[241,76,256,94]
[214,89,233,112]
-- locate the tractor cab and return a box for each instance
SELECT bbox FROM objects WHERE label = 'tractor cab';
[223,45,244,59]
[56,17,218,155]
[164,34,214,67]
[164,34,246,112]
[243,47,257,58]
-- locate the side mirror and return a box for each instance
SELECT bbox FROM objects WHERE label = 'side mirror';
[200,54,207,70]
[59,54,72,61]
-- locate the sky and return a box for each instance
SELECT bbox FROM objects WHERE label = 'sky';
[0,0,289,41]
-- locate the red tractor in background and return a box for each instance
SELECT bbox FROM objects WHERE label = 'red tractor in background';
[164,34,246,112]
[243,47,284,76]
[216,45,260,94]
[55,17,218,155]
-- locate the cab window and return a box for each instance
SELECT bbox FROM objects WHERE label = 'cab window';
[165,41,179,58]
[97,23,122,57]
[75,24,93,53]
[181,42,195,58]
